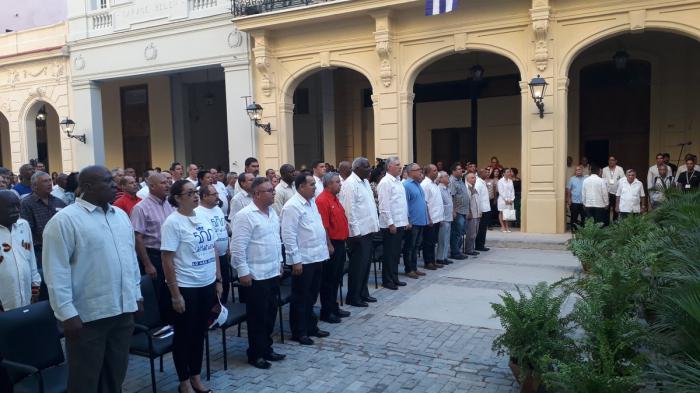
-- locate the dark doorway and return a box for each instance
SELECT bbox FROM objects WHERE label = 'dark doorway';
[584,140,609,169]
[121,85,152,174]
[579,60,651,173]
[431,127,472,167]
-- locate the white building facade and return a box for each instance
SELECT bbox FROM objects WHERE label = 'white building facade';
[68,0,255,173]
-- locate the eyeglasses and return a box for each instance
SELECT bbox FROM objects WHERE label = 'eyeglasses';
[257,189,275,194]
[178,190,196,197]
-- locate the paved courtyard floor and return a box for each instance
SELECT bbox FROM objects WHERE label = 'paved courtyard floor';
[123,237,579,393]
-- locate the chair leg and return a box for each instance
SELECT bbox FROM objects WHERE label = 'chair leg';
[222,328,228,371]
[159,355,163,372]
[149,357,157,393]
[373,260,378,289]
[278,303,285,344]
[338,280,344,306]
[205,332,210,381]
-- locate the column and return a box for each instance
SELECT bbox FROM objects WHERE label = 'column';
[520,76,561,234]
[71,80,105,170]
[222,61,255,172]
[320,70,336,164]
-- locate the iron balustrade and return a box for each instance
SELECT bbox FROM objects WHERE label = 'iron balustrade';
[231,0,332,17]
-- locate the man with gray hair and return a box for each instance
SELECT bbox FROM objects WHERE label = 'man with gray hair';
[377,156,408,289]
[339,157,379,307]
[20,171,66,268]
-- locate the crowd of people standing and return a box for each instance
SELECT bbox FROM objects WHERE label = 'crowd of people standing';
[566,152,700,230]
[0,155,521,392]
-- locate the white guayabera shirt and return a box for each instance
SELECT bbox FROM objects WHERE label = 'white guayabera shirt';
[0,219,41,310]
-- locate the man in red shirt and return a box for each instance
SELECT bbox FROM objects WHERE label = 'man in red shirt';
[113,175,141,216]
[315,172,351,323]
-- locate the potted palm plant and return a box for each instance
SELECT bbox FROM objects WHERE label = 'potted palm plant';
[491,282,573,393]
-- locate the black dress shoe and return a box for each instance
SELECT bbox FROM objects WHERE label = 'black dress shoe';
[348,301,368,307]
[292,336,314,345]
[450,254,468,260]
[310,329,330,338]
[362,296,377,303]
[337,309,351,318]
[382,283,398,290]
[466,251,479,256]
[320,314,341,323]
[263,352,286,361]
[442,259,454,265]
[248,358,271,369]
[394,281,407,286]
[476,247,490,252]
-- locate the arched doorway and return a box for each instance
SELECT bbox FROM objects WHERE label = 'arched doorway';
[0,112,10,169]
[25,101,63,173]
[567,31,700,177]
[411,52,522,171]
[290,68,374,168]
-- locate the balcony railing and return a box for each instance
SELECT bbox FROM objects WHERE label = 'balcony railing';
[231,0,333,17]
[91,10,113,30]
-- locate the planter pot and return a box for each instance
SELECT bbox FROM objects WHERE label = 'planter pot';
[509,358,545,393]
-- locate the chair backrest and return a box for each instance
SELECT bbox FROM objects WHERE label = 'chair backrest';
[135,275,162,329]
[0,301,64,370]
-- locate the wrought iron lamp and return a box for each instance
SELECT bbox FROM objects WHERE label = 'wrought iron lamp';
[244,97,271,135]
[59,118,87,144]
[528,75,548,118]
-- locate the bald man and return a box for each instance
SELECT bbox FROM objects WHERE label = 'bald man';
[130,173,175,318]
[0,190,41,311]
[43,166,142,393]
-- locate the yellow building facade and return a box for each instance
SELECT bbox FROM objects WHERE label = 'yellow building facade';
[235,0,700,234]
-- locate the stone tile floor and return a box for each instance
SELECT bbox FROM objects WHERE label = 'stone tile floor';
[123,244,577,393]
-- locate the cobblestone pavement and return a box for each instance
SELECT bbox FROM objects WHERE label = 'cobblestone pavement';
[123,241,577,393]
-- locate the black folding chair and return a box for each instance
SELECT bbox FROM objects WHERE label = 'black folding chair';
[0,301,67,393]
[219,302,247,370]
[277,276,292,343]
[129,276,173,393]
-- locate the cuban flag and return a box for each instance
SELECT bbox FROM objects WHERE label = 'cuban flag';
[426,0,457,16]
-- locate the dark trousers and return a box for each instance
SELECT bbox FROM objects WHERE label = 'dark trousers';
[450,214,466,256]
[65,313,134,393]
[381,227,404,286]
[346,234,372,304]
[172,283,216,382]
[402,225,423,273]
[619,212,638,219]
[607,194,618,225]
[146,248,170,323]
[219,254,233,303]
[421,224,438,265]
[570,203,586,231]
[34,245,42,269]
[320,239,346,317]
[290,262,322,337]
[585,207,608,226]
[242,276,279,361]
[475,212,489,249]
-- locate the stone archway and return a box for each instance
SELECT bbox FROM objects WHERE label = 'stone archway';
[0,112,10,169]
[559,27,700,230]
[24,101,63,173]
[280,64,378,167]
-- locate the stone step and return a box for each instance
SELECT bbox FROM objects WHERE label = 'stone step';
[484,229,571,251]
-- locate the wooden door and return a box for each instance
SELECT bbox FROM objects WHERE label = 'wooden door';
[579,60,651,172]
[431,127,472,167]
[121,85,152,174]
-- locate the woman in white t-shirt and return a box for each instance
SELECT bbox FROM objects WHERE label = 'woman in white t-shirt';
[497,169,515,233]
[162,180,222,393]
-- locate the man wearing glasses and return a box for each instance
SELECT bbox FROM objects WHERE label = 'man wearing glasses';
[231,178,286,369]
